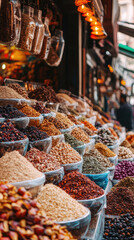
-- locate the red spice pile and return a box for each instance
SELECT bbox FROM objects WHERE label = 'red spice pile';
[58,171,104,200]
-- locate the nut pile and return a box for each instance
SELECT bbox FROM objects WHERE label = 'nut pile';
[118,146,133,159]
[20,105,40,117]
[26,148,61,172]
[49,116,68,129]
[32,101,50,114]
[71,127,90,144]
[83,150,109,174]
[95,143,116,157]
[0,183,75,240]
[103,214,134,240]
[64,133,84,148]
[36,184,88,222]
[106,187,134,215]
[8,83,29,99]
[67,114,81,125]
[29,86,59,103]
[50,142,81,164]
[82,127,94,136]
[57,93,76,104]
[0,122,26,142]
[0,105,26,119]
[56,112,74,128]
[114,161,134,180]
[40,119,61,136]
[20,126,48,142]
[0,151,43,182]
[96,128,117,146]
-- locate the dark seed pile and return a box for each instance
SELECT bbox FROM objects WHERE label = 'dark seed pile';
[0,105,26,119]
[0,122,26,142]
[20,126,48,142]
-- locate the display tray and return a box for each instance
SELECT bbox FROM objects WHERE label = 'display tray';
[81,209,105,240]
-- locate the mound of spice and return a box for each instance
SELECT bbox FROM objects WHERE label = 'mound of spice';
[67,114,81,125]
[71,127,90,144]
[36,184,88,222]
[96,128,117,146]
[0,86,25,99]
[103,214,134,240]
[0,105,26,119]
[113,177,134,193]
[50,142,81,164]
[26,148,61,172]
[19,104,40,117]
[0,122,26,142]
[56,112,74,128]
[82,127,94,136]
[0,183,75,240]
[49,116,68,129]
[29,86,59,103]
[0,151,43,182]
[118,146,133,159]
[57,93,76,104]
[83,151,109,174]
[108,127,119,139]
[8,83,29,99]
[114,161,134,180]
[126,134,134,144]
[106,187,134,215]
[64,133,84,148]
[40,118,61,136]
[58,171,104,200]
[95,143,116,157]
[20,126,48,142]
[32,101,50,114]
[81,121,97,132]
[121,139,131,148]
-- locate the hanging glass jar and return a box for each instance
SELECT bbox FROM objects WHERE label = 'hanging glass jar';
[46,30,65,67]
[18,5,36,51]
[38,17,51,60]
[0,0,21,46]
[31,9,44,54]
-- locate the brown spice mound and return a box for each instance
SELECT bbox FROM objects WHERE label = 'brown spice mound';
[36,184,88,222]
[8,83,29,99]
[40,119,61,136]
[95,143,116,157]
[0,151,43,182]
[19,104,40,117]
[106,187,134,215]
[71,127,90,143]
[50,142,81,164]
[0,86,25,99]
[113,177,134,193]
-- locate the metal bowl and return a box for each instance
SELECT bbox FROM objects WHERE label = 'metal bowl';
[56,208,91,239]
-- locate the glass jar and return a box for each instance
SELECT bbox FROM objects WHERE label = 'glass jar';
[18,5,36,51]
[31,9,44,54]
[38,17,51,60]
[0,0,21,46]
[46,30,65,67]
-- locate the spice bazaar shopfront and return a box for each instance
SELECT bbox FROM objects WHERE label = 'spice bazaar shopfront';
[0,1,133,240]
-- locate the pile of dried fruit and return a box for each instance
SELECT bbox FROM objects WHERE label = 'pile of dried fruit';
[0,105,26,119]
[113,176,134,193]
[29,86,59,103]
[20,126,49,142]
[118,146,133,159]
[8,83,29,99]
[32,101,50,114]
[49,116,68,129]
[0,122,26,142]
[96,128,117,146]
[56,112,74,128]
[71,127,90,144]
[81,121,97,132]
[0,182,75,240]
[95,143,116,158]
[40,119,61,136]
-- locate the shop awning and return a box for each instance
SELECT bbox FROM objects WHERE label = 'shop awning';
[119,44,134,58]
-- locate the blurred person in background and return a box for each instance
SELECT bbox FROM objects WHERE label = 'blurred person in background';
[116,93,133,131]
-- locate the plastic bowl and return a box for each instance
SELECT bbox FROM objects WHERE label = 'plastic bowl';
[108,155,118,165]
[78,193,106,216]
[56,208,91,239]
[84,171,110,190]
[52,134,65,147]
[44,167,64,184]
[46,103,60,112]
[0,137,29,157]
[10,117,29,129]
[0,118,5,123]
[107,165,115,180]
[60,126,74,134]
[11,175,45,198]
[74,143,88,156]
[29,137,52,153]
[62,159,83,173]
[29,114,43,127]
[107,141,119,155]
[87,116,96,126]
[118,157,134,163]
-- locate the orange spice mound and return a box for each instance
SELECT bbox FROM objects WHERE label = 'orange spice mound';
[126,134,134,144]
[81,120,97,132]
[109,128,119,139]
